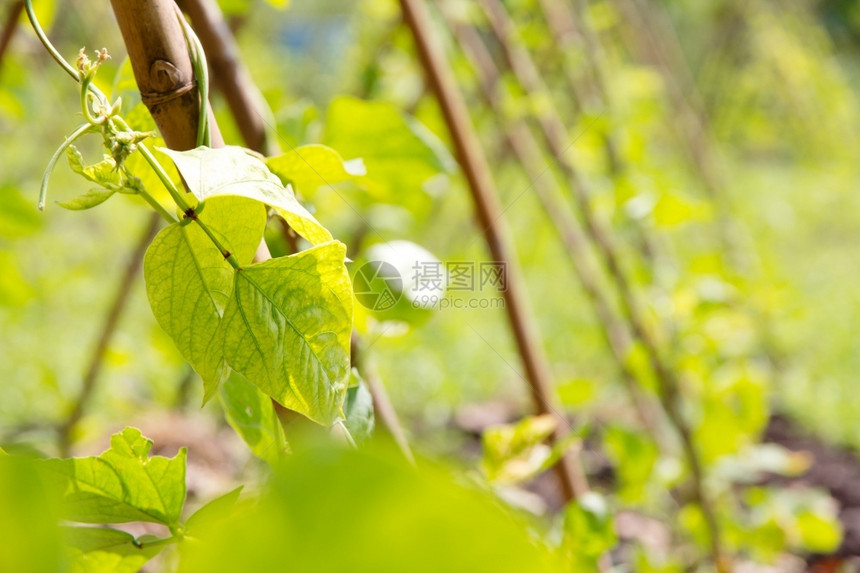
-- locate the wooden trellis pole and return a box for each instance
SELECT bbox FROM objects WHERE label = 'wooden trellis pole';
[399,0,590,502]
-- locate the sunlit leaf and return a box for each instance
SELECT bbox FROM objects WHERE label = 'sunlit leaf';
[323,97,454,202]
[144,197,266,401]
[56,188,116,211]
[63,527,168,573]
[42,427,187,527]
[217,241,352,425]
[160,145,332,244]
[266,144,365,198]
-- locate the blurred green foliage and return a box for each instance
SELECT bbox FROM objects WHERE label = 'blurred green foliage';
[2,0,860,569]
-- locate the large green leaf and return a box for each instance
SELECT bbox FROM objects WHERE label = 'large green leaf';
[63,527,168,573]
[160,145,332,245]
[217,241,352,425]
[220,372,289,465]
[323,96,454,201]
[266,144,365,198]
[42,427,187,528]
[144,196,266,401]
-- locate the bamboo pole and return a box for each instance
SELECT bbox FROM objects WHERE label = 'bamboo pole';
[440,4,659,437]
[474,0,725,567]
[399,0,590,502]
[110,0,222,151]
[176,0,276,155]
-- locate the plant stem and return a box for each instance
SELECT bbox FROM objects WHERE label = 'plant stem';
[38,123,94,210]
[134,140,241,270]
[177,0,277,156]
[58,213,162,454]
[400,0,591,503]
[24,0,108,106]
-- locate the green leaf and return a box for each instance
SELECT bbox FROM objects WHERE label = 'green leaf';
[481,414,558,485]
[144,197,266,401]
[180,443,562,572]
[266,144,365,198]
[795,509,842,553]
[217,241,353,426]
[42,427,187,527]
[56,188,116,211]
[603,425,658,503]
[563,492,617,560]
[160,145,332,245]
[323,96,454,201]
[343,369,375,444]
[63,527,169,573]
[185,487,243,537]
[219,372,288,465]
[66,146,125,191]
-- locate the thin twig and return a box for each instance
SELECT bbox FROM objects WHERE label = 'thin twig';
[58,213,161,454]
[399,0,591,503]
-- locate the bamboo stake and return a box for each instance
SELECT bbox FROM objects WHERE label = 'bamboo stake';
[176,0,276,156]
[110,0,222,150]
[474,0,725,567]
[440,4,659,437]
[399,0,590,502]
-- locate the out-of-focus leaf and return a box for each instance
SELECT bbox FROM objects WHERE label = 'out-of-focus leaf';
[185,487,243,537]
[603,425,658,503]
[180,443,562,572]
[266,144,365,198]
[794,510,841,553]
[0,251,34,307]
[42,427,187,527]
[481,414,557,485]
[219,373,288,465]
[563,492,617,563]
[323,97,454,202]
